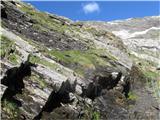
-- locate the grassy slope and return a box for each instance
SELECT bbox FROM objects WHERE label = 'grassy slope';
[15,2,119,76]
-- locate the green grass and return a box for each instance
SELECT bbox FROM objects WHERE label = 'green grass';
[143,70,159,79]
[82,103,100,120]
[131,54,160,102]
[18,34,115,76]
[49,49,114,66]
[18,2,93,47]
[18,3,80,34]
[154,80,160,100]
[128,92,138,101]
[0,35,15,58]
[92,111,100,120]
[30,72,48,89]
[146,78,160,101]
[47,49,115,75]
[2,100,20,119]
[8,54,18,64]
[18,4,62,32]
[11,3,118,75]
[30,55,57,69]
[0,35,21,64]
[85,27,106,37]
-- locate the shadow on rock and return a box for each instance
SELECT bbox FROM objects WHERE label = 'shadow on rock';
[34,80,77,120]
[81,72,123,101]
[1,60,36,106]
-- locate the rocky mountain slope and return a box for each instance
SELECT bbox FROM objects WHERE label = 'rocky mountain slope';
[84,16,160,65]
[0,1,159,120]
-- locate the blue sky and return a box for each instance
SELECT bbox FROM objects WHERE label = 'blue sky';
[24,1,160,21]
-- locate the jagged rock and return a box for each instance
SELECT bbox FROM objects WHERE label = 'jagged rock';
[75,84,82,95]
[114,86,124,92]
[34,80,77,120]
[84,98,92,105]
[111,72,119,79]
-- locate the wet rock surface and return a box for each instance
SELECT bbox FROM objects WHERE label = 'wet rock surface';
[1,1,159,120]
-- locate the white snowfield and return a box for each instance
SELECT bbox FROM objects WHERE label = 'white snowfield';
[112,27,160,39]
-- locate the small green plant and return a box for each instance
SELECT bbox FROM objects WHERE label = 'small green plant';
[128,92,138,101]
[8,54,18,64]
[92,111,100,120]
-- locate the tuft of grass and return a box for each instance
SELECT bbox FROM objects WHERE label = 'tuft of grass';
[128,92,138,101]
[2,100,20,119]
[82,103,100,120]
[92,111,100,120]
[30,55,57,69]
[146,78,160,101]
[30,73,48,89]
[0,35,15,58]
[154,80,160,100]
[8,54,18,64]
[0,35,21,64]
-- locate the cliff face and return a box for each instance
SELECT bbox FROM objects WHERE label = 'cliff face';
[0,1,159,120]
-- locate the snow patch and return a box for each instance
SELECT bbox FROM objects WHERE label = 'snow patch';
[112,27,160,39]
